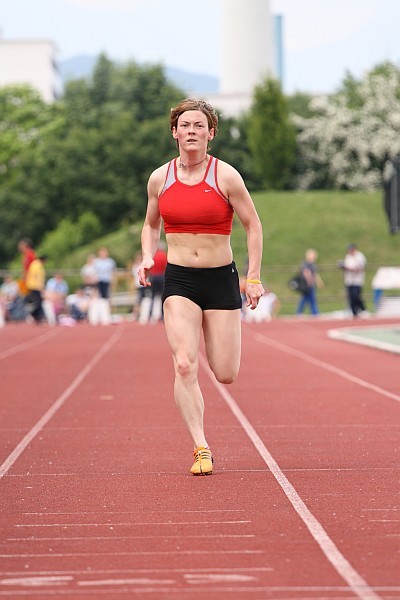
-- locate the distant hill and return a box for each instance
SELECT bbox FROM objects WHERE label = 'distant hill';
[59,55,219,94]
[59,54,98,81]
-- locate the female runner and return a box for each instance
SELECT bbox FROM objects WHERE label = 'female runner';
[138,98,264,475]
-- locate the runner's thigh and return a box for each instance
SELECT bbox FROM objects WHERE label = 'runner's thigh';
[163,296,203,367]
[202,309,241,383]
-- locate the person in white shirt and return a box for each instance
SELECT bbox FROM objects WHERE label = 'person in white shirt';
[93,247,116,300]
[339,243,367,317]
[80,254,99,290]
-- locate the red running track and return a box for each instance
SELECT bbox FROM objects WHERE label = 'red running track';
[0,318,399,599]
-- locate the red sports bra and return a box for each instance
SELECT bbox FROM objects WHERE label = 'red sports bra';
[158,156,234,235]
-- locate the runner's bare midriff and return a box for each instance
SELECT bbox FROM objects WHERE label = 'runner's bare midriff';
[165,233,233,268]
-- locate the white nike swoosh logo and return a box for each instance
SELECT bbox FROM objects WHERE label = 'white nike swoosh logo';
[205,189,212,192]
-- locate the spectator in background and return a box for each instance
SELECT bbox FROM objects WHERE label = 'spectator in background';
[18,238,36,276]
[44,272,69,323]
[80,253,98,291]
[296,248,324,316]
[244,287,280,323]
[66,287,91,321]
[18,238,36,295]
[87,247,116,326]
[0,276,20,322]
[24,255,47,323]
[339,243,368,318]
[139,241,168,324]
[93,247,116,300]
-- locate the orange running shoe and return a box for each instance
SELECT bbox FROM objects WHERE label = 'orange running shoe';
[190,446,213,476]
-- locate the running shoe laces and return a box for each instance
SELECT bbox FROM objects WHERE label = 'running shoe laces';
[190,446,213,476]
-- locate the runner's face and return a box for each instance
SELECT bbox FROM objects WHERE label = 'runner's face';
[172,110,214,151]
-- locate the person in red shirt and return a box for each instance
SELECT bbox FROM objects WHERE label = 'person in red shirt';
[137,242,167,324]
[18,238,37,296]
[138,98,264,476]
[149,242,167,297]
[18,238,37,278]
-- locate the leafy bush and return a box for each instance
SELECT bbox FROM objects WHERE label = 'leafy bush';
[38,211,102,265]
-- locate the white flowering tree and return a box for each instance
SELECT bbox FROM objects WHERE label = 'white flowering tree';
[292,62,400,190]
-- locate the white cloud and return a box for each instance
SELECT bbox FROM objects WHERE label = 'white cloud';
[68,0,145,10]
[271,0,380,51]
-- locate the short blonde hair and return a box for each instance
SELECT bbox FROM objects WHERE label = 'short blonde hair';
[169,98,219,136]
[305,248,318,262]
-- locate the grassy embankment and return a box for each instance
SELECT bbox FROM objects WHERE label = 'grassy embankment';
[61,190,400,314]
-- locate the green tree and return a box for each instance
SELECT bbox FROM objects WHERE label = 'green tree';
[38,211,102,265]
[247,78,296,189]
[90,53,114,107]
[336,71,363,109]
[292,61,400,190]
[0,54,184,264]
[0,85,56,182]
[287,91,314,118]
[211,114,260,190]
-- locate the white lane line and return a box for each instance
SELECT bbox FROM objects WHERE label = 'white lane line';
[78,578,175,586]
[184,573,257,583]
[0,550,262,558]
[0,567,274,576]
[8,535,255,541]
[4,466,397,478]
[14,520,250,527]
[0,589,221,597]
[0,327,124,480]
[199,354,381,600]
[21,509,245,515]
[362,509,399,511]
[254,332,400,404]
[0,329,59,361]
[0,575,73,586]
[0,585,396,597]
[369,520,400,523]
[81,584,398,593]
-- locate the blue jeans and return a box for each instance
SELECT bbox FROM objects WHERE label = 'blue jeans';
[296,287,319,315]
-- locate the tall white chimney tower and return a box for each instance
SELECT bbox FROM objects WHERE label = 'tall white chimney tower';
[205,0,276,116]
[221,0,275,96]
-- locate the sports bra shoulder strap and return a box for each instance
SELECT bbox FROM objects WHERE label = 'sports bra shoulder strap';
[204,156,217,187]
[204,157,228,201]
[160,160,176,195]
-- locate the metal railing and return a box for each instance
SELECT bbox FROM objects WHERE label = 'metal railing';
[1,264,399,315]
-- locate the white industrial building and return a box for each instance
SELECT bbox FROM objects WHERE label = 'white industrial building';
[0,39,62,102]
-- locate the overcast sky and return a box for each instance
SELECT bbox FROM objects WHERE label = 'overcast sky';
[1,0,400,94]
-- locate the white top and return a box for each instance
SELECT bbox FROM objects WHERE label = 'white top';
[344,251,367,286]
[81,263,98,283]
[93,257,116,283]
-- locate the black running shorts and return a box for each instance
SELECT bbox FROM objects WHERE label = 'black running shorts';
[162,262,242,311]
